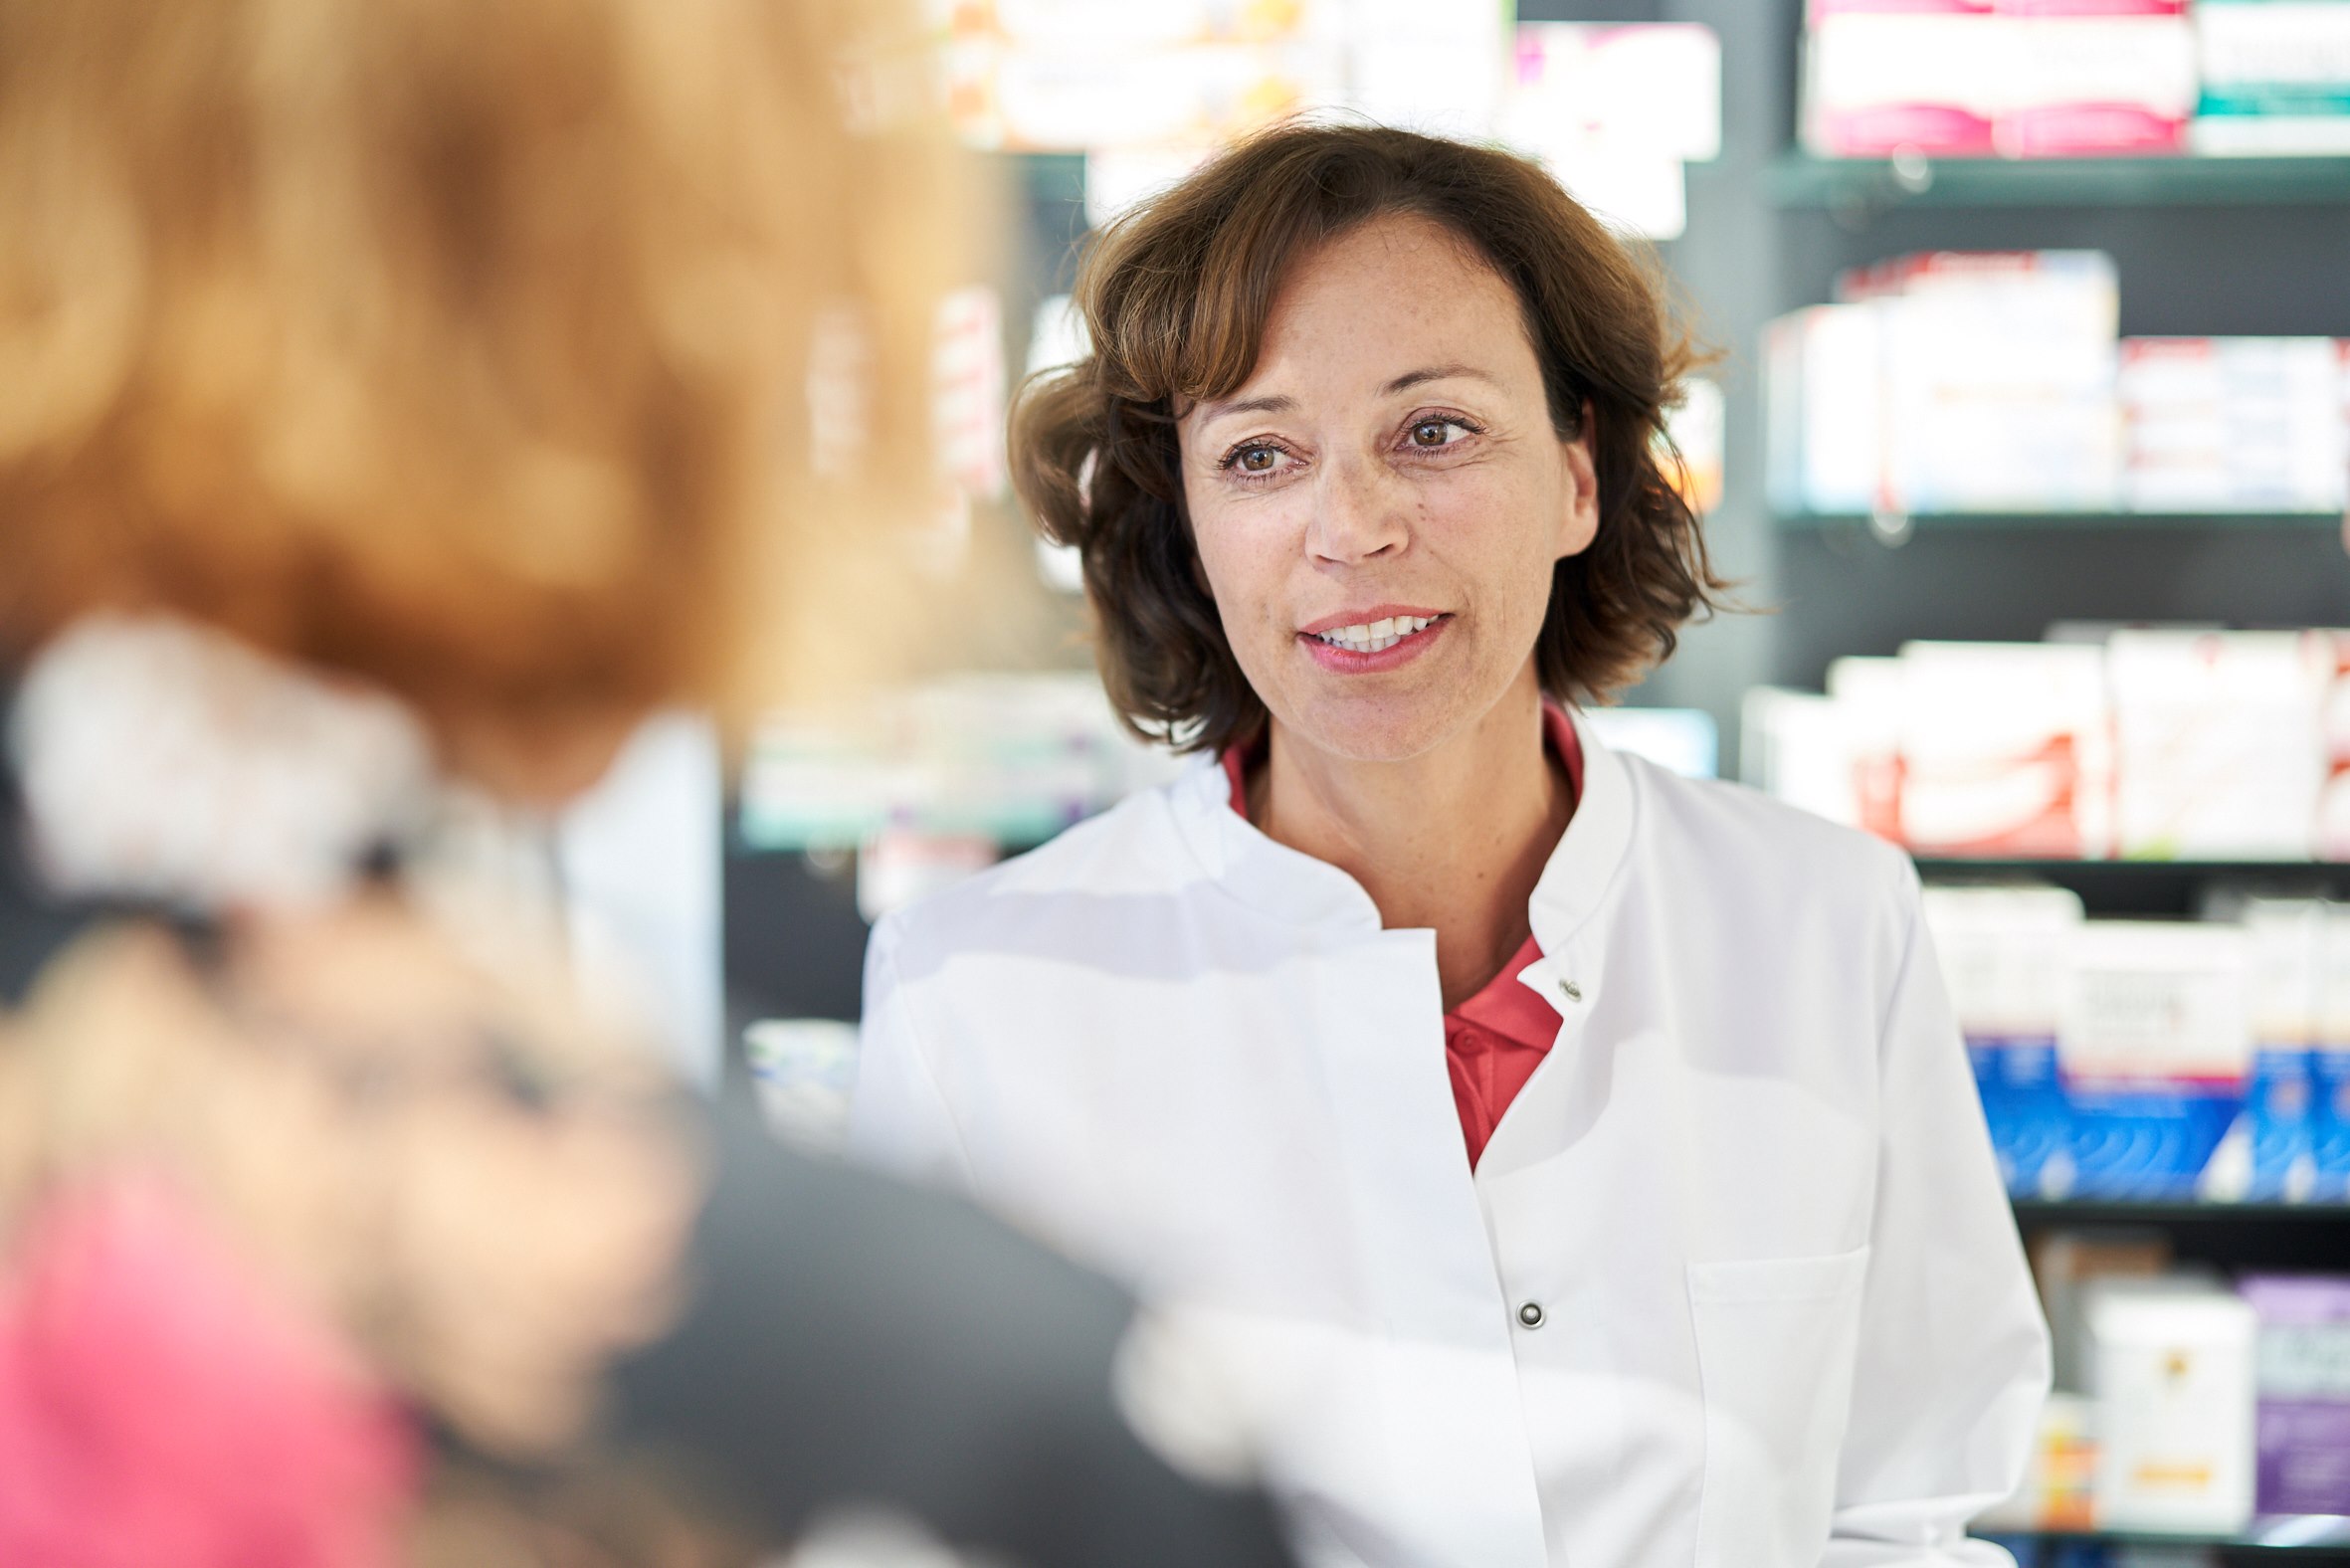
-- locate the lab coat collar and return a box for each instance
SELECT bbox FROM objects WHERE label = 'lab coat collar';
[1169,704,1638,947]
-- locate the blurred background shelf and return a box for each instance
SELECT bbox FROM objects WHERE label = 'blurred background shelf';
[1983,1515,2350,1551]
[2014,1201,2350,1227]
[1771,153,2350,210]
[1912,859,2350,918]
[1779,511,2346,533]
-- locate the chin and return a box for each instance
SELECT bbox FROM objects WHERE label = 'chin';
[1274,684,1467,765]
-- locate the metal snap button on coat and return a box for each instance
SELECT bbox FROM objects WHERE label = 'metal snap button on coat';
[1517,1300,1546,1329]
[1558,979,1582,1002]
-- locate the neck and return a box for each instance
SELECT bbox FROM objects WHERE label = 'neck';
[1252,669,1571,1010]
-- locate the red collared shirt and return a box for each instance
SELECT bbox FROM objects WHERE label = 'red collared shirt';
[1221,705,1584,1168]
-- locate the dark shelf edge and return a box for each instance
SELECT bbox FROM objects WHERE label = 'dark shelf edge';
[1771,152,2350,209]
[1777,511,2345,532]
[1979,1517,2350,1550]
[1914,859,2350,876]
[2012,1200,2350,1226]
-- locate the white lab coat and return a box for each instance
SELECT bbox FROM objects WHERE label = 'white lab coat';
[850,709,2050,1568]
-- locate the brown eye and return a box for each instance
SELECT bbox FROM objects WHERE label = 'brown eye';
[1412,421,1450,447]
[1240,447,1277,472]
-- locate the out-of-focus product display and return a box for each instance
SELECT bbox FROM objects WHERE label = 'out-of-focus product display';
[2239,898,2328,1203]
[1988,1255,2350,1544]
[1745,630,2348,863]
[2107,631,2331,860]
[743,1018,863,1149]
[1804,0,2199,161]
[1895,640,2115,858]
[2321,905,2350,1194]
[2241,1274,2350,1514]
[2320,627,2350,860]
[742,684,1722,921]
[939,0,1348,153]
[938,0,1516,153]
[2084,1276,2260,1533]
[1505,23,1720,239]
[1927,883,2082,1195]
[1977,1390,2100,1537]
[740,674,1185,860]
[1802,0,2350,161]
[2121,337,2350,513]
[1768,251,2124,516]
[1767,250,2350,520]
[2192,0,2350,155]
[1581,707,1719,781]
[1662,375,1726,513]
[1919,888,2350,1202]
[943,5,1725,241]
[2060,920,2252,1203]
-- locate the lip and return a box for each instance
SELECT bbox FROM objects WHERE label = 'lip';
[1297,612,1452,676]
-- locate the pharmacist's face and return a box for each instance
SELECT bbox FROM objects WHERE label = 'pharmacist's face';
[1177,213,1599,764]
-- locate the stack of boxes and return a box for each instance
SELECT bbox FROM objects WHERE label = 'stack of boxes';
[1745,631,2350,864]
[1766,251,2124,517]
[2193,0,2350,154]
[1805,0,2200,160]
[2120,337,2350,514]
[1801,0,2350,160]
[1919,888,2350,1204]
[1984,1261,2350,1539]
[1766,250,2350,519]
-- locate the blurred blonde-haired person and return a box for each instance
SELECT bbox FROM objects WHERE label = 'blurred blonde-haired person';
[0,4,1294,1564]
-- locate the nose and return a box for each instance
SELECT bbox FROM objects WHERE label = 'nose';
[1306,455,1409,566]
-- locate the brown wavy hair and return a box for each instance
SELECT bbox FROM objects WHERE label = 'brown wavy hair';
[1011,119,1726,755]
[0,0,963,748]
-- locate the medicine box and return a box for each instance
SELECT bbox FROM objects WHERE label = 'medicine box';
[2242,1274,2350,1517]
[2084,1277,2258,1535]
[2058,922,2250,1202]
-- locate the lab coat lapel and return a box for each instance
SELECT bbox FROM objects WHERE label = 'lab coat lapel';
[1168,757,1554,1566]
[1480,708,1640,1178]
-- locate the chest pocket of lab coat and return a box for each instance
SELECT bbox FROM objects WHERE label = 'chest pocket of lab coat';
[1686,1246,1870,1568]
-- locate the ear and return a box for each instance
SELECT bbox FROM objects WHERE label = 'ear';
[1553,401,1601,562]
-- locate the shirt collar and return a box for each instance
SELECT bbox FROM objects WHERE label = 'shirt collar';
[1171,702,1638,945]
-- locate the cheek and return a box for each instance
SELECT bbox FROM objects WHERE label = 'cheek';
[1186,492,1294,633]
[1429,471,1559,614]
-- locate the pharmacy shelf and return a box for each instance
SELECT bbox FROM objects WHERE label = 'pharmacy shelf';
[1913,858,2350,918]
[2013,1201,2350,1227]
[1981,1517,2350,1552]
[1770,153,2350,210]
[1777,510,2344,534]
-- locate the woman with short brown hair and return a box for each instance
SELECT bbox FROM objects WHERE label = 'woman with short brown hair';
[854,121,2048,1568]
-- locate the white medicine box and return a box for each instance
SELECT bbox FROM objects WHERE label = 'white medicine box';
[2084,1278,2258,1535]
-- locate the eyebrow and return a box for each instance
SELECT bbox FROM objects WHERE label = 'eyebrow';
[1195,392,1297,426]
[1382,363,1500,395]
[1195,364,1498,428]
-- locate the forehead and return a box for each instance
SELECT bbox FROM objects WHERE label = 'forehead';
[1240,213,1536,395]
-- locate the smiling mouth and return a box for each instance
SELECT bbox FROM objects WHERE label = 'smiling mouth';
[1306,613,1450,654]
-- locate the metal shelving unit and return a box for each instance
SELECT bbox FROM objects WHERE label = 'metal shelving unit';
[1980,1517,2350,1558]
[1770,153,2350,211]
[1779,511,2345,534]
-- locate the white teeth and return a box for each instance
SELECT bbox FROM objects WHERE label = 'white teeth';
[1312,614,1438,652]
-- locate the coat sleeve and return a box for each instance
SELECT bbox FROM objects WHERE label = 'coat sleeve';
[847,912,978,1194]
[1822,862,2052,1567]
